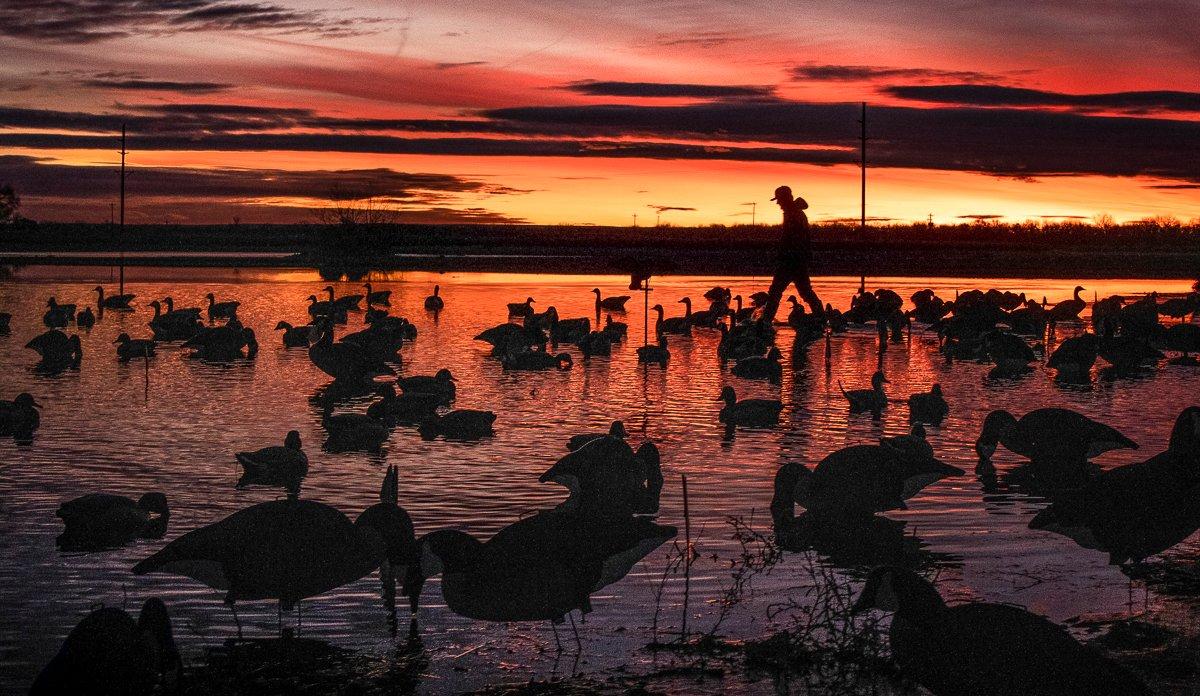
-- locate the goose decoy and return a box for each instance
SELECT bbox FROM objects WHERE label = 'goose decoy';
[1029,407,1200,565]
[236,430,309,488]
[308,322,395,382]
[326,285,363,312]
[134,469,415,630]
[204,292,240,320]
[1048,332,1100,379]
[306,293,336,320]
[636,336,670,366]
[94,285,134,310]
[26,330,82,368]
[502,348,573,371]
[689,298,728,328]
[592,288,629,313]
[184,324,257,362]
[56,492,169,551]
[396,368,456,402]
[43,298,72,328]
[549,311,590,345]
[30,598,180,696]
[507,297,535,317]
[475,322,545,356]
[322,410,391,453]
[162,296,201,318]
[839,370,888,415]
[852,567,1151,696]
[730,295,755,324]
[0,392,40,438]
[654,301,691,336]
[275,320,313,347]
[339,322,407,364]
[717,386,782,427]
[567,420,628,451]
[731,346,782,382]
[975,408,1137,481]
[601,314,627,341]
[540,437,663,517]
[1097,335,1162,373]
[717,319,773,361]
[1047,285,1086,323]
[363,282,392,307]
[76,306,96,328]
[907,384,948,425]
[983,330,1035,377]
[148,300,201,341]
[366,384,441,424]
[577,330,613,358]
[423,284,444,310]
[1163,323,1200,365]
[419,409,496,441]
[114,333,156,362]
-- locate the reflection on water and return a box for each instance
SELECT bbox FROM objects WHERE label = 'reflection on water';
[0,269,1196,693]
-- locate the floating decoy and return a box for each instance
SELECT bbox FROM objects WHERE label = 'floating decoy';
[183,323,256,361]
[236,430,309,488]
[508,297,535,317]
[840,370,888,414]
[975,408,1137,482]
[731,346,782,382]
[76,307,95,328]
[1098,335,1162,373]
[30,598,180,696]
[26,330,82,368]
[601,314,627,341]
[907,385,948,425]
[718,319,773,361]
[368,384,441,424]
[307,293,335,320]
[717,386,782,427]
[636,336,670,366]
[326,285,364,312]
[577,330,613,358]
[730,295,756,323]
[1030,407,1200,565]
[308,322,394,382]
[423,284,444,310]
[1163,323,1200,365]
[363,282,392,307]
[567,420,628,451]
[1049,332,1099,379]
[475,322,545,356]
[0,392,40,438]
[983,330,1035,377]
[204,292,240,320]
[0,311,10,333]
[397,369,456,402]
[43,298,72,328]
[552,313,591,344]
[56,492,169,551]
[1047,285,1086,323]
[94,285,134,310]
[134,469,415,631]
[148,300,202,341]
[322,410,390,452]
[654,302,691,335]
[275,320,312,347]
[687,297,727,328]
[419,409,496,441]
[339,322,407,364]
[540,437,663,517]
[592,288,629,313]
[114,333,156,362]
[502,348,573,370]
[162,296,201,318]
[852,567,1151,696]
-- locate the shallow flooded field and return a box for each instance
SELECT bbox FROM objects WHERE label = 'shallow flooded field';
[0,268,1197,694]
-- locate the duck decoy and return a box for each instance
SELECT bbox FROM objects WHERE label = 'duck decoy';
[502,348,573,371]
[363,282,392,307]
[367,384,441,424]
[26,330,82,369]
[422,284,444,310]
[0,392,40,438]
[204,292,240,321]
[236,430,309,488]
[1047,285,1086,323]
[134,469,415,631]
[1048,332,1099,380]
[507,297,535,317]
[636,335,669,366]
[308,322,395,382]
[114,333,156,362]
[56,492,169,551]
[975,408,1137,482]
[76,307,96,328]
[907,384,948,425]
[1029,407,1200,565]
[540,437,663,517]
[30,598,180,696]
[852,567,1150,696]
[592,288,629,313]
[95,285,134,310]
[396,368,456,402]
[275,320,313,347]
[717,386,782,428]
[567,420,628,451]
[839,370,888,415]
[731,346,782,382]
[654,302,691,336]
[419,409,496,441]
[322,409,391,453]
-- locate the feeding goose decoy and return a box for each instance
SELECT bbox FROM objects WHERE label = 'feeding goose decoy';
[1048,332,1100,380]
[907,384,948,425]
[76,306,95,328]
[26,330,83,369]
[322,409,391,453]
[1029,407,1200,565]
[275,320,313,347]
[0,392,40,439]
[419,409,496,441]
[422,284,444,310]
[508,297,535,317]
[717,386,782,428]
[567,420,628,451]
[975,408,1137,482]
[731,346,782,382]
[540,437,663,517]
[204,292,240,321]
[839,370,888,415]
[362,282,391,307]
[502,348,573,371]
[592,288,630,313]
[114,333,156,362]
[94,285,134,310]
[56,492,169,551]
[852,567,1150,696]
[637,336,670,366]
[396,368,456,403]
[308,322,395,382]
[134,469,416,632]
[367,384,441,424]
[236,430,309,488]
[30,598,180,696]
[654,301,691,336]
[1047,285,1086,323]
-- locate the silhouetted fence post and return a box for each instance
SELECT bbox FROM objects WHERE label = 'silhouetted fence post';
[681,473,691,639]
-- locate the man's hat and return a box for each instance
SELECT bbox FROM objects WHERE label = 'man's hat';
[770,185,791,202]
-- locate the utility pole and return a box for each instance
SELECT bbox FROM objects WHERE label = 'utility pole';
[859,102,867,232]
[633,213,638,228]
[118,124,127,297]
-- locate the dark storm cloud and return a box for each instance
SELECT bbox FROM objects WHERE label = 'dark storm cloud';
[562,80,775,99]
[80,79,234,93]
[433,61,488,70]
[883,84,1200,113]
[791,64,996,83]
[649,205,697,212]
[0,1,384,43]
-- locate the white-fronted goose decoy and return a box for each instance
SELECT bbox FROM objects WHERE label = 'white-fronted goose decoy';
[731,346,782,382]
[275,320,312,347]
[0,392,40,438]
[540,437,663,517]
[423,284,444,310]
[204,292,239,320]
[907,384,948,425]
[26,330,82,368]
[717,386,782,427]
[852,567,1150,696]
[975,408,1137,482]
[363,282,391,307]
[1029,407,1200,565]
[566,420,628,451]
[637,336,670,367]
[95,285,134,310]
[236,430,309,488]
[419,409,496,441]
[114,333,156,362]
[397,368,456,402]
[30,598,180,696]
[56,492,169,551]
[1047,285,1086,323]
[840,370,888,414]
[76,307,95,328]
[507,297,535,317]
[592,288,629,313]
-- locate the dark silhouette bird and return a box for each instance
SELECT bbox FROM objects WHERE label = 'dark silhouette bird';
[731,346,782,382]
[94,285,134,310]
[397,368,456,403]
[592,288,630,313]
[0,392,40,438]
[840,370,888,414]
[275,320,312,347]
[654,302,691,335]
[1049,332,1099,380]
[566,420,628,451]
[114,333,156,362]
[30,598,180,696]
[577,330,614,358]
[1097,335,1162,373]
[322,409,391,452]
[475,322,545,356]
[308,322,394,382]
[601,314,627,341]
[0,311,11,333]
[423,284,444,310]
[76,306,96,328]
[56,492,169,551]
[148,300,202,341]
[26,330,83,369]
[367,384,441,424]
[363,282,391,307]
[1047,285,1086,323]
[204,292,240,320]
[637,336,670,366]
[540,437,663,517]
[907,384,948,425]
[717,386,782,427]
[43,298,73,328]
[975,408,1137,483]
[1163,323,1200,365]
[502,348,573,370]
[419,409,496,441]
[507,297,535,317]
[236,430,309,488]
[853,566,1150,696]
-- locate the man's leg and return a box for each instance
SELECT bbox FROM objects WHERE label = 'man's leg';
[793,272,824,316]
[759,266,791,324]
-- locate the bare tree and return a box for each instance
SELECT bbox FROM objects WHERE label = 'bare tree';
[315,195,398,227]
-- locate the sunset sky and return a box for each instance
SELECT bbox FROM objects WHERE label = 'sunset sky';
[2,0,1199,226]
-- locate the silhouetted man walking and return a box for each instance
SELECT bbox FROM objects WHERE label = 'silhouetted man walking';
[760,185,823,323]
